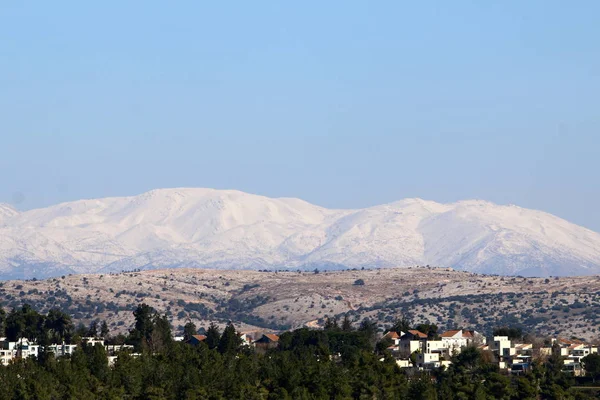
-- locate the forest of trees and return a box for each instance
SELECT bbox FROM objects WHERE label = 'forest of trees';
[0,304,110,345]
[0,303,599,399]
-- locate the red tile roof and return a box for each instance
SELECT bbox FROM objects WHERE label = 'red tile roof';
[384,331,400,340]
[440,330,461,338]
[408,330,427,339]
[192,335,207,341]
[264,334,279,342]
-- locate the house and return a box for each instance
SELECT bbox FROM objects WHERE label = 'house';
[107,349,141,367]
[563,362,584,377]
[383,331,403,346]
[424,340,447,356]
[0,348,13,365]
[48,343,77,357]
[399,340,422,356]
[462,330,487,345]
[440,330,469,353]
[189,335,207,346]
[491,337,537,370]
[440,330,486,351]
[0,339,17,365]
[415,352,441,370]
[493,336,513,359]
[397,330,427,354]
[0,337,78,362]
[553,338,587,357]
[567,345,597,364]
[513,343,533,364]
[1,339,41,360]
[238,333,254,347]
[550,338,598,377]
[0,335,151,368]
[254,334,280,353]
[105,344,134,356]
[404,330,428,341]
[82,337,105,347]
[17,339,40,359]
[254,334,279,345]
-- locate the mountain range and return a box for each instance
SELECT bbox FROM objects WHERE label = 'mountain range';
[1,188,599,279]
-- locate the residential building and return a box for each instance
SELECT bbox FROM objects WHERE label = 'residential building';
[254,334,280,353]
[189,335,207,346]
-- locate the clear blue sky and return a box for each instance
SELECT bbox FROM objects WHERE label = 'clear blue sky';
[1,1,599,231]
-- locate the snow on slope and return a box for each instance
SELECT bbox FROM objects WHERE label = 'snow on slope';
[0,188,599,279]
[0,204,19,222]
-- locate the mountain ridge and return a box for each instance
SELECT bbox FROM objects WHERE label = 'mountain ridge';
[1,188,599,279]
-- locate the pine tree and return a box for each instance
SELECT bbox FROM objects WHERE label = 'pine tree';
[0,306,6,337]
[183,322,197,342]
[151,314,172,351]
[73,322,88,344]
[133,304,155,338]
[324,317,339,331]
[341,315,353,331]
[100,320,109,338]
[583,353,600,383]
[205,322,221,350]
[390,317,412,334]
[21,305,44,341]
[87,320,98,337]
[86,343,109,381]
[218,323,241,354]
[5,307,25,341]
[45,309,72,343]
[358,318,377,342]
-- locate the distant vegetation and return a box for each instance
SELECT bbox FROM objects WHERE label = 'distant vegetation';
[1,268,600,342]
[348,289,600,342]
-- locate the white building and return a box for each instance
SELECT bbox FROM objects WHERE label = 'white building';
[415,352,441,370]
[493,336,513,358]
[82,337,105,347]
[48,343,78,357]
[399,340,422,355]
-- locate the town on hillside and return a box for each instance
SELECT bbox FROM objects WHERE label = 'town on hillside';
[380,328,597,376]
[2,302,600,398]
[1,313,598,379]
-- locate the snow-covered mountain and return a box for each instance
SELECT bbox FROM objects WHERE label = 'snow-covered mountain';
[1,188,600,279]
[0,204,18,221]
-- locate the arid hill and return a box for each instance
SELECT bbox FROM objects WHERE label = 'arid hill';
[1,266,599,341]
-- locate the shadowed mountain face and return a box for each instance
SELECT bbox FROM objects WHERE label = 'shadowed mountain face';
[1,188,600,279]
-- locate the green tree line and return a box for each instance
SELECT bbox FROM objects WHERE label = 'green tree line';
[0,304,598,399]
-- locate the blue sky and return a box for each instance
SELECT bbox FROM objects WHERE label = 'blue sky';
[1,1,599,230]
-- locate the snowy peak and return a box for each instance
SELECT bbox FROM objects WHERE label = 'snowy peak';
[0,188,599,279]
[0,204,18,222]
